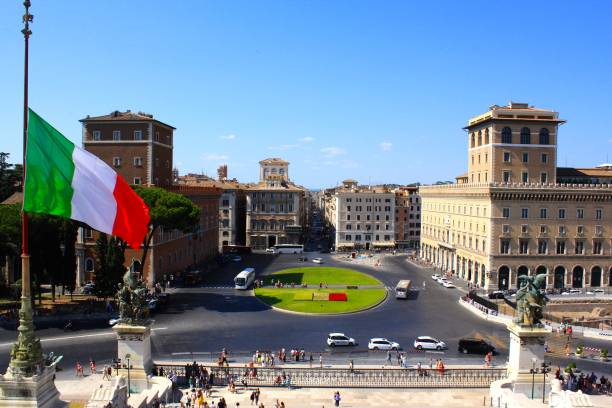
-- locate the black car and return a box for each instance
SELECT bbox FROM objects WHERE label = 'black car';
[458,338,496,355]
[487,291,505,300]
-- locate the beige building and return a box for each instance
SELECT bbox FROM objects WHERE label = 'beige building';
[420,102,612,291]
[246,158,307,249]
[325,180,396,251]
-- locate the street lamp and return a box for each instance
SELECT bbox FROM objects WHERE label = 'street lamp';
[530,357,537,399]
[124,353,132,397]
[541,361,551,404]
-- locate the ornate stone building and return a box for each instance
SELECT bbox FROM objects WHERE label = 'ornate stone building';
[245,158,307,249]
[420,102,612,290]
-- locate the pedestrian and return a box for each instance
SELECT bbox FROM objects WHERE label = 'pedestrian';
[386,351,391,365]
[75,361,83,377]
[250,391,256,405]
[334,391,341,407]
[309,354,313,368]
[89,358,97,374]
[349,359,354,373]
[319,353,323,368]
[396,350,401,366]
[255,388,260,405]
[484,351,492,368]
[422,281,426,290]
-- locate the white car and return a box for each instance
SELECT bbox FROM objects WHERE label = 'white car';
[413,336,446,351]
[431,274,441,280]
[593,289,605,294]
[443,281,456,288]
[327,333,357,347]
[568,289,581,294]
[265,248,275,253]
[368,338,400,351]
[312,258,324,264]
[437,277,447,284]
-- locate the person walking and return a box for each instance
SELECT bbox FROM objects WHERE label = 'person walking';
[386,351,392,365]
[250,391,256,405]
[255,388,260,405]
[333,391,341,407]
[319,353,323,368]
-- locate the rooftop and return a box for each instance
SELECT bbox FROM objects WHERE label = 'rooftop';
[466,102,565,128]
[260,157,289,165]
[80,110,176,129]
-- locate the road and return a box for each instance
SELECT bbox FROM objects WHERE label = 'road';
[0,252,610,376]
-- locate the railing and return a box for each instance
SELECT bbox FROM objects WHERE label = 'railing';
[153,363,506,388]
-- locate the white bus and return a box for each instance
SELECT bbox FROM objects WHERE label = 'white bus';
[273,244,304,254]
[234,268,256,290]
[395,280,412,299]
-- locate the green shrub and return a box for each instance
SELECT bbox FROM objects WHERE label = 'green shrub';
[575,345,584,354]
[601,348,608,359]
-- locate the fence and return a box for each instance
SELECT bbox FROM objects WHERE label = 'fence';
[153,362,507,389]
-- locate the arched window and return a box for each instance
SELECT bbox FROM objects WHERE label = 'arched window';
[591,266,602,287]
[520,127,531,144]
[85,258,94,272]
[498,266,510,290]
[477,131,482,146]
[470,133,475,148]
[517,266,529,288]
[539,128,550,145]
[554,266,565,289]
[501,127,512,144]
[484,129,490,145]
[572,266,584,288]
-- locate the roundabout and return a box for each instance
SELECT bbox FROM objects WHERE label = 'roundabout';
[254,266,387,314]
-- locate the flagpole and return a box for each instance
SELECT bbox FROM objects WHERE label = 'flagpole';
[9,0,43,376]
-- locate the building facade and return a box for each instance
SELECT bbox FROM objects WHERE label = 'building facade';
[77,111,221,286]
[245,158,306,249]
[420,102,612,290]
[326,180,396,251]
[394,186,421,250]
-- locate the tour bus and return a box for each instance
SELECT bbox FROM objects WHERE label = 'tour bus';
[234,268,256,290]
[395,280,412,299]
[272,244,304,254]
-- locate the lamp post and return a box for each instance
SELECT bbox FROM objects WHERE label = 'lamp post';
[124,353,131,397]
[541,361,551,403]
[530,357,537,399]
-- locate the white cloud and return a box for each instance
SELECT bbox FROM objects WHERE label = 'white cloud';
[202,153,229,161]
[380,141,393,151]
[321,146,346,158]
[220,134,236,140]
[299,136,315,143]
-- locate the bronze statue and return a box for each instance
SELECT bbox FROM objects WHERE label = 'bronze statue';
[514,273,548,327]
[117,269,150,325]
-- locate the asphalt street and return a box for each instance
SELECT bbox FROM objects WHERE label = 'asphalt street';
[0,252,610,376]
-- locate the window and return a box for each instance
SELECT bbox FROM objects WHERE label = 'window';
[556,240,566,254]
[593,240,603,255]
[502,207,510,218]
[113,130,121,141]
[345,234,351,241]
[539,128,550,145]
[539,208,547,219]
[477,131,482,146]
[501,127,512,144]
[84,228,93,239]
[503,152,511,162]
[92,130,101,141]
[520,127,531,144]
[574,240,584,255]
[355,235,362,241]
[595,208,603,220]
[558,208,566,219]
[134,130,142,140]
[500,239,511,254]
[502,224,510,234]
[133,177,142,185]
[166,160,170,169]
[503,171,511,183]
[522,153,529,163]
[519,239,529,254]
[559,225,566,235]
[133,157,143,167]
[540,172,548,183]
[541,153,548,164]
[521,224,528,234]
[85,258,94,272]
[113,157,121,167]
[521,208,529,219]
[577,225,584,236]
[522,172,529,183]
[538,240,548,254]
[576,208,584,219]
[346,224,352,230]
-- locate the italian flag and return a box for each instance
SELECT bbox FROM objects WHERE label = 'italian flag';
[23,109,150,249]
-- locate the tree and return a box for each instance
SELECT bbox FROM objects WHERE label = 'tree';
[134,187,200,278]
[0,204,21,261]
[94,234,126,299]
[0,153,22,202]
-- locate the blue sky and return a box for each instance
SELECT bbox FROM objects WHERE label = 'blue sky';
[1,1,611,189]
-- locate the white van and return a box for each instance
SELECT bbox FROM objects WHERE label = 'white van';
[395,280,412,299]
[234,268,256,290]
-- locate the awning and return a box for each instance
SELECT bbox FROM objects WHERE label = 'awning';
[372,242,396,247]
[337,243,355,248]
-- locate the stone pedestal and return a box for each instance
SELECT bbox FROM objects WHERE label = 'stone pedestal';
[507,323,550,400]
[0,365,60,408]
[113,323,152,391]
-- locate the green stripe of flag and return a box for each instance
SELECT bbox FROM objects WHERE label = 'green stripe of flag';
[23,109,76,218]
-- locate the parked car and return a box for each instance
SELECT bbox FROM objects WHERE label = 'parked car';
[488,291,505,299]
[431,274,441,280]
[413,336,446,351]
[327,333,357,347]
[592,288,605,294]
[312,258,324,264]
[368,338,400,351]
[443,281,456,289]
[458,338,496,355]
[265,248,275,253]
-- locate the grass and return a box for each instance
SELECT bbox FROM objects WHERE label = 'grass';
[267,267,382,286]
[255,288,386,314]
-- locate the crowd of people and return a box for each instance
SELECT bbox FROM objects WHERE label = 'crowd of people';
[555,367,612,395]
